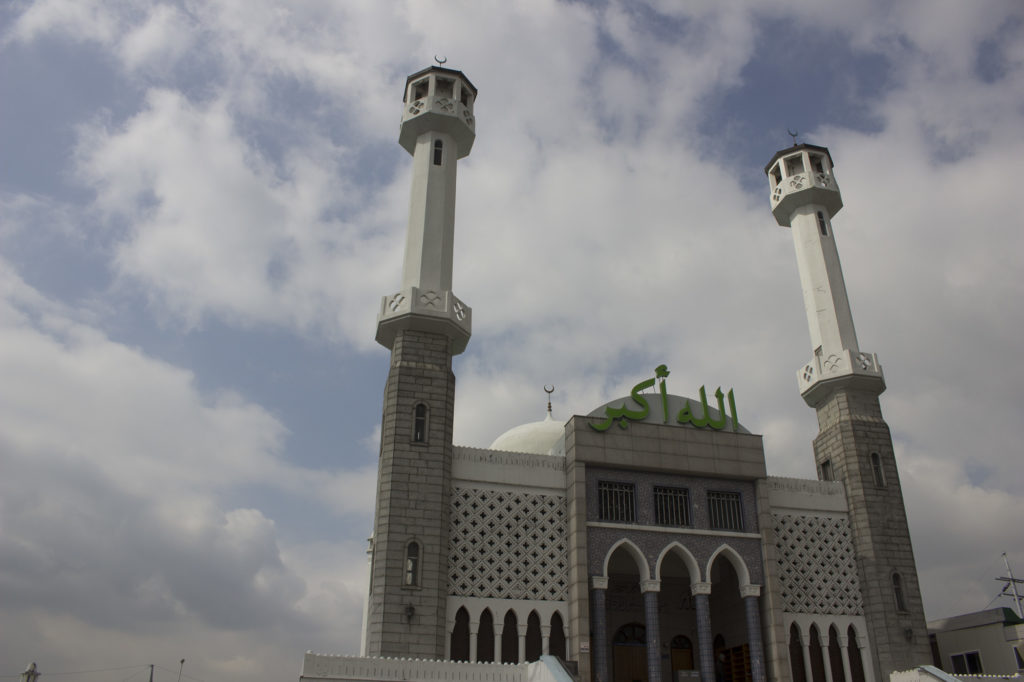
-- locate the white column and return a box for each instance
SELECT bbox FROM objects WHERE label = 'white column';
[470,617,479,662]
[838,634,852,682]
[821,641,834,682]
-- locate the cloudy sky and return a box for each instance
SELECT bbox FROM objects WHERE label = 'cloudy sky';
[2,1,1023,681]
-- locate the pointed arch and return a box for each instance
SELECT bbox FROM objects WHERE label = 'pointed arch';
[602,538,651,580]
[808,624,826,682]
[655,542,702,584]
[450,606,470,661]
[847,625,865,682]
[525,610,542,662]
[501,609,519,663]
[789,623,807,682]
[828,625,846,682]
[477,608,495,663]
[549,611,566,659]
[705,543,751,587]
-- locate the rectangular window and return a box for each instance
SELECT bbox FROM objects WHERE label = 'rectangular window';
[707,491,743,531]
[820,459,833,481]
[598,481,636,523]
[654,487,691,526]
[951,652,983,675]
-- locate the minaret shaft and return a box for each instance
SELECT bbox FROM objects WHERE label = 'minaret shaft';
[788,204,859,356]
[767,143,930,682]
[401,132,458,293]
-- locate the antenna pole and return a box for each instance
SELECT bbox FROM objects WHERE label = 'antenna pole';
[999,552,1024,618]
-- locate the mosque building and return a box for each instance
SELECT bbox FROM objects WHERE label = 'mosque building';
[300,65,932,682]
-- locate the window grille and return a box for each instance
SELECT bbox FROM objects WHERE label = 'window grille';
[654,486,691,526]
[598,481,635,523]
[708,491,743,531]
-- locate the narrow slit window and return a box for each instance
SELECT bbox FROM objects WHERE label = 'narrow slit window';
[871,453,886,487]
[405,541,420,586]
[892,572,908,612]
[413,403,427,443]
[817,211,829,236]
[433,139,443,166]
[821,459,834,481]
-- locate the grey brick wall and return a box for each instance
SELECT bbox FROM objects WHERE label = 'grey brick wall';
[812,385,930,680]
[365,328,455,659]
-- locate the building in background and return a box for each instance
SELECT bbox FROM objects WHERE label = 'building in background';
[928,608,1024,676]
[301,65,932,682]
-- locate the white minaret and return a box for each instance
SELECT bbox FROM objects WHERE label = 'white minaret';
[767,143,931,679]
[766,144,884,405]
[376,66,476,355]
[365,65,477,660]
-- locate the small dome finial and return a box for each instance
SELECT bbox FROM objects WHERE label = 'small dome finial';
[544,385,555,415]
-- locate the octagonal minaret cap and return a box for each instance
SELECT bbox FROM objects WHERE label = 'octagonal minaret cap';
[399,66,477,158]
[766,143,843,227]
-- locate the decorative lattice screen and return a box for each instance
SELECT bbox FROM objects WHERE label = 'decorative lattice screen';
[449,487,568,601]
[774,514,863,615]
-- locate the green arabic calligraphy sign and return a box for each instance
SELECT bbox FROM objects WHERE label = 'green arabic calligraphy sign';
[590,364,739,432]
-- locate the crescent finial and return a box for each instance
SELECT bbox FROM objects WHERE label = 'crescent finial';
[787,128,800,146]
[434,55,448,66]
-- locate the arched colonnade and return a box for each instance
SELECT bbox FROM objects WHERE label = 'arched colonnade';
[786,617,873,682]
[592,539,766,682]
[446,601,567,664]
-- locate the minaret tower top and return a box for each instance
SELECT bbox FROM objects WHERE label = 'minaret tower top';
[765,143,884,406]
[376,66,477,355]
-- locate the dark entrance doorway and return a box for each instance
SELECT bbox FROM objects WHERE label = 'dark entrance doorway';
[613,623,647,682]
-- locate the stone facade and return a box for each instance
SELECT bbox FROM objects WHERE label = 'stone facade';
[812,385,930,679]
[365,328,456,658]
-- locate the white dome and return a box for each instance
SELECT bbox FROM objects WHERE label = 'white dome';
[488,413,565,456]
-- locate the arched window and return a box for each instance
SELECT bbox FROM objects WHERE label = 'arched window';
[790,624,807,682]
[829,626,846,682]
[477,610,495,663]
[525,611,542,662]
[892,572,908,612]
[870,453,886,487]
[450,607,470,661]
[433,139,444,166]
[404,541,420,587]
[847,626,866,682]
[549,612,566,660]
[809,625,826,682]
[413,403,427,443]
[501,610,519,663]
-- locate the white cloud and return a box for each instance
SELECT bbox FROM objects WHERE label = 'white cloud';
[3,1,1024,680]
